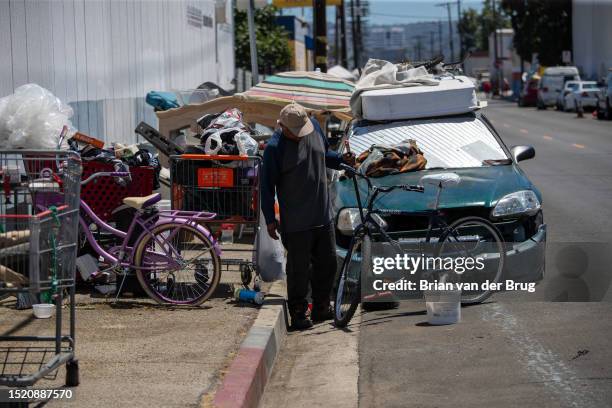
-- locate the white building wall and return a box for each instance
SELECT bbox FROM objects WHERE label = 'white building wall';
[0,0,234,145]
[573,0,612,80]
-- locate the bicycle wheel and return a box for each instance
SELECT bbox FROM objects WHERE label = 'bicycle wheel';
[133,223,221,306]
[334,234,368,328]
[437,216,505,305]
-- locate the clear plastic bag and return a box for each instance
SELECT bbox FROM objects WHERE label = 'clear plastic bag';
[234,131,258,156]
[0,84,75,149]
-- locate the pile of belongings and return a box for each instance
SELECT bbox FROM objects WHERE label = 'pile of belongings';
[68,139,162,189]
[196,108,258,156]
[356,139,427,178]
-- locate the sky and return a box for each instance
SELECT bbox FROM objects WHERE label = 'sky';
[280,0,485,26]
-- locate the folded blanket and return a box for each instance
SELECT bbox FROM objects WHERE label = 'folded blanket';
[356,139,427,178]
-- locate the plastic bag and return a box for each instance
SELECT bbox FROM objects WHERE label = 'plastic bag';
[235,131,258,156]
[204,130,222,154]
[0,84,74,149]
[254,210,286,282]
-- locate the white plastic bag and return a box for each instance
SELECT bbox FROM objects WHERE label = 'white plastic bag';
[203,130,222,154]
[0,84,74,149]
[254,210,286,282]
[234,130,258,156]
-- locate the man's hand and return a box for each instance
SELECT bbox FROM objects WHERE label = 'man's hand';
[342,152,356,166]
[267,222,279,240]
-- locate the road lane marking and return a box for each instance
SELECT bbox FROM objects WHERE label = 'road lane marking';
[572,143,585,149]
[519,128,529,134]
[543,135,553,140]
[481,303,603,408]
[503,123,510,128]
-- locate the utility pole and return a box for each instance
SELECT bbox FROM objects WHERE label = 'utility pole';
[430,31,435,58]
[355,0,363,68]
[456,0,463,60]
[350,0,359,69]
[413,35,424,61]
[436,2,454,62]
[438,20,443,56]
[313,0,328,72]
[491,0,499,95]
[339,0,348,67]
[247,0,259,85]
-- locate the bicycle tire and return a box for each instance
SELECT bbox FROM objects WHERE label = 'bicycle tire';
[334,235,368,328]
[437,216,505,305]
[133,223,221,306]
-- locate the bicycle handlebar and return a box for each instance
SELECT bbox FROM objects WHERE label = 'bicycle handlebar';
[339,163,424,194]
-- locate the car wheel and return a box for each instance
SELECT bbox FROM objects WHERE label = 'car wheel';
[537,99,545,110]
[518,97,524,107]
[606,99,612,120]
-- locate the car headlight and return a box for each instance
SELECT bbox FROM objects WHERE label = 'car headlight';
[492,190,541,218]
[336,208,387,236]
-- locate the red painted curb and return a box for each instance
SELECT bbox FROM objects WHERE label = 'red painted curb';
[213,347,267,408]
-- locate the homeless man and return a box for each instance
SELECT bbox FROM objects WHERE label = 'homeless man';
[261,103,355,330]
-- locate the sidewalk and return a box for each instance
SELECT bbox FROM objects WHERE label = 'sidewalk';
[260,310,361,408]
[0,247,262,407]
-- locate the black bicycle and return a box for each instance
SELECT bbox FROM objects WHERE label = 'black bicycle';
[334,164,505,328]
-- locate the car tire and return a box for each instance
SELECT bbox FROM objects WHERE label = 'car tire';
[537,99,545,110]
[518,97,524,107]
[606,99,612,120]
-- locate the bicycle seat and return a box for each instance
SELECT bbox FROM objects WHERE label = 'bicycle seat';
[123,193,162,210]
[420,172,461,188]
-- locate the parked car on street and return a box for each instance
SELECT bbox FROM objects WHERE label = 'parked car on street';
[537,66,580,109]
[556,80,600,112]
[332,113,546,286]
[518,75,540,107]
[596,69,612,120]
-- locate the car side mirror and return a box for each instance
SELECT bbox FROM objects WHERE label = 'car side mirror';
[511,145,535,162]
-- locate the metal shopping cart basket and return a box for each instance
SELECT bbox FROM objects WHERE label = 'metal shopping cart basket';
[170,154,261,286]
[0,150,81,388]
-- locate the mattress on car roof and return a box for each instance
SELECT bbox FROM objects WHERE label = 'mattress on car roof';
[361,76,479,121]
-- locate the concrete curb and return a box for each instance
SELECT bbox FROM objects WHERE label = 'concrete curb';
[210,281,288,408]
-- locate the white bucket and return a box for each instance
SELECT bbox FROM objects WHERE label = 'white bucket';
[424,290,461,325]
[32,304,55,319]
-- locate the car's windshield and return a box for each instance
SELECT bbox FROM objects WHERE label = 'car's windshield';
[349,116,508,170]
[567,83,579,90]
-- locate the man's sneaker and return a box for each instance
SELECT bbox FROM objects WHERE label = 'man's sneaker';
[291,315,314,330]
[311,306,334,322]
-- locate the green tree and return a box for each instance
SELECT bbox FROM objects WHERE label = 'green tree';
[458,8,480,52]
[459,2,510,53]
[501,0,572,66]
[477,0,511,52]
[234,5,292,74]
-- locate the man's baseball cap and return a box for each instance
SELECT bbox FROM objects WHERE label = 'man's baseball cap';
[279,103,314,138]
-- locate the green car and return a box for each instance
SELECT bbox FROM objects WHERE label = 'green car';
[332,112,546,284]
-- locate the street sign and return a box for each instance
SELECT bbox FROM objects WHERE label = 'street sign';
[273,0,342,7]
[562,50,572,64]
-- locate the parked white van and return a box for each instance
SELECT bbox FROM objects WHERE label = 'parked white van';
[537,66,580,109]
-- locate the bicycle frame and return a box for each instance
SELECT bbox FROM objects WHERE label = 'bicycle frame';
[78,198,219,270]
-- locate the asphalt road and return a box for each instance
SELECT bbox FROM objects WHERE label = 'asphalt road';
[262,99,612,408]
[359,100,612,408]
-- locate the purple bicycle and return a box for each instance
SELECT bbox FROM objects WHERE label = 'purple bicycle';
[77,170,222,305]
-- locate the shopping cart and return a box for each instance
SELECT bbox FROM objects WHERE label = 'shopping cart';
[170,154,261,286]
[0,150,81,388]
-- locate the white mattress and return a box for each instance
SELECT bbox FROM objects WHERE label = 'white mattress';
[361,76,479,121]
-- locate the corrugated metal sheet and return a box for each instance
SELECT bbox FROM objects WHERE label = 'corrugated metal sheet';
[348,116,507,169]
[0,0,233,145]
